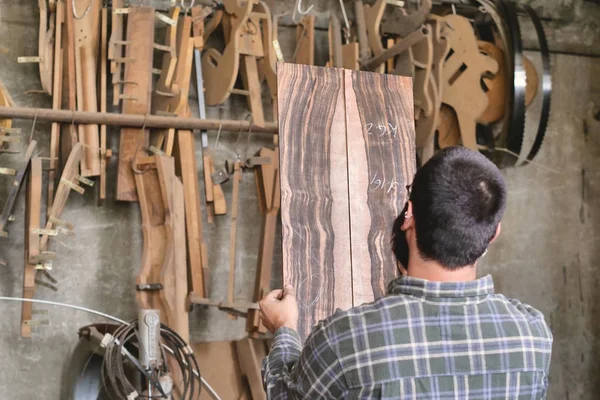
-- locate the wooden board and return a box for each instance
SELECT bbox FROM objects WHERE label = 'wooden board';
[109,0,125,105]
[192,341,249,400]
[116,7,155,202]
[342,43,360,70]
[240,55,265,127]
[278,64,415,341]
[21,157,42,338]
[235,338,266,400]
[61,0,78,166]
[227,162,242,318]
[0,141,37,238]
[329,16,343,68]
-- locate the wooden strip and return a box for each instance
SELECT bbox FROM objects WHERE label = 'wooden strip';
[363,0,386,73]
[344,69,415,305]
[116,7,155,201]
[62,0,78,166]
[342,43,360,70]
[294,15,315,65]
[99,7,108,205]
[48,1,64,214]
[240,55,265,127]
[329,15,343,68]
[0,141,37,237]
[235,338,266,400]
[278,64,352,341]
[22,157,42,338]
[40,143,83,251]
[192,341,246,400]
[227,162,242,319]
[176,131,206,298]
[110,0,125,105]
[354,0,370,60]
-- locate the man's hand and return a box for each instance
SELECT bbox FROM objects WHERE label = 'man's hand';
[259,285,299,334]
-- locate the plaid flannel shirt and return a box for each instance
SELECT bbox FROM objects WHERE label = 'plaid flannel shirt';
[262,275,552,399]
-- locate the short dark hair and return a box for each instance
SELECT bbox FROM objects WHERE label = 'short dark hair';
[392,147,507,269]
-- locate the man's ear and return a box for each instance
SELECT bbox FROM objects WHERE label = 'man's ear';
[490,222,502,244]
[401,201,415,231]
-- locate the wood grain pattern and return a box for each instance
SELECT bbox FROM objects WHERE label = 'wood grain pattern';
[116,7,155,202]
[344,69,415,305]
[278,64,353,341]
[278,64,416,341]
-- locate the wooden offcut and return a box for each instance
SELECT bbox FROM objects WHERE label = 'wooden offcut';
[278,64,416,341]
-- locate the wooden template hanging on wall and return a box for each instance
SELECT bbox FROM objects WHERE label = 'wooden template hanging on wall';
[278,63,416,341]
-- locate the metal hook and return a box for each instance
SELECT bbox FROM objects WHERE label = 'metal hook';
[180,0,195,15]
[292,0,314,24]
[72,0,92,20]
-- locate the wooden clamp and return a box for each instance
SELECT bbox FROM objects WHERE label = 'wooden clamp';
[40,143,83,251]
[0,141,37,239]
[247,148,280,335]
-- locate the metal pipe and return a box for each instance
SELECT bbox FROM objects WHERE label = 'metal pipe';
[0,106,279,134]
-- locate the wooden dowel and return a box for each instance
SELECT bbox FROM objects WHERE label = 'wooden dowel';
[0,106,278,134]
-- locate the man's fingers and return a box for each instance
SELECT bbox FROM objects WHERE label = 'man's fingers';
[263,289,283,301]
[283,284,296,298]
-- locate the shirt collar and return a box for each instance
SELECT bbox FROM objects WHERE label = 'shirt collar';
[387,274,495,298]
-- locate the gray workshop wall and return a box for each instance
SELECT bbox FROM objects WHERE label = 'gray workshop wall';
[0,0,599,399]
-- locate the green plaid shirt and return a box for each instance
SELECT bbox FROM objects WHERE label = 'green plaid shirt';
[262,275,552,399]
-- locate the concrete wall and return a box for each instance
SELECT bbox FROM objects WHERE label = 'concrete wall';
[0,0,598,399]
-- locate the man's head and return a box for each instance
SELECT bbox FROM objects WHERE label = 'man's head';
[392,147,507,270]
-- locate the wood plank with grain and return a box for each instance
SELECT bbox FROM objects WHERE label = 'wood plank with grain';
[278,64,353,341]
[278,64,416,342]
[116,6,155,202]
[344,69,415,305]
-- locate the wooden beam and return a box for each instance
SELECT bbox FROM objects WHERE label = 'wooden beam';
[0,106,279,133]
[235,338,266,400]
[48,1,63,215]
[294,15,315,65]
[62,0,78,167]
[240,55,265,127]
[116,7,155,202]
[99,7,108,205]
[329,15,343,68]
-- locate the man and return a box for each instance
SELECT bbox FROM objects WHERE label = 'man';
[259,147,553,399]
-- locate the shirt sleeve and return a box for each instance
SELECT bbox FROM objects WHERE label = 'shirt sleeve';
[261,322,347,399]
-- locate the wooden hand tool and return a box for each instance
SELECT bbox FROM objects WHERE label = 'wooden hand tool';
[116,6,155,202]
[73,0,102,177]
